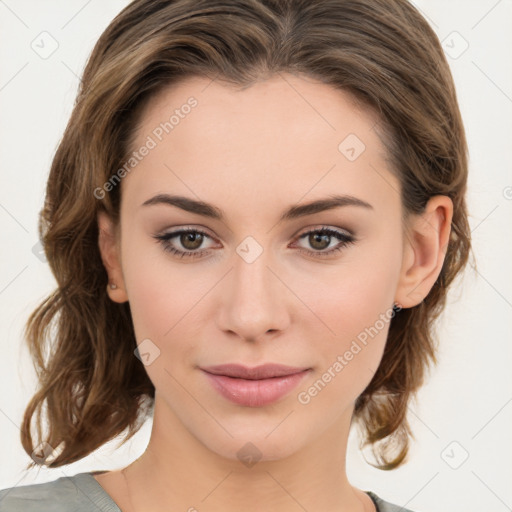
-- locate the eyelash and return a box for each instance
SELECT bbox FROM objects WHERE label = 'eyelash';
[153,226,356,259]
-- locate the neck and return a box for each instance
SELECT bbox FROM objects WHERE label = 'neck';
[121,393,374,512]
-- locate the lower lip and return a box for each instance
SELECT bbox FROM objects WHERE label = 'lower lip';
[202,369,311,407]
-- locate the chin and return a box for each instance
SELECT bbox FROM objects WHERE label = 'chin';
[198,418,309,465]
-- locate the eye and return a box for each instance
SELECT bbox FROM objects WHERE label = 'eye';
[153,228,216,259]
[153,225,356,260]
[292,227,356,258]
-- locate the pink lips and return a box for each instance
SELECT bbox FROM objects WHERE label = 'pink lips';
[200,363,311,407]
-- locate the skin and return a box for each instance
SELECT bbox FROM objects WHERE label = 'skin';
[96,73,453,512]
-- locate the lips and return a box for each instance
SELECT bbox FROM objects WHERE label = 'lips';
[200,363,310,380]
[200,363,311,407]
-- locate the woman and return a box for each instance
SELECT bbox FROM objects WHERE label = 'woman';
[0,0,470,511]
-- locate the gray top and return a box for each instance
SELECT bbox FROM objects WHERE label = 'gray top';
[0,472,416,511]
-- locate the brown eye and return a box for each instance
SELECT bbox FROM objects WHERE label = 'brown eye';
[180,231,204,250]
[153,228,215,259]
[294,227,356,258]
[308,232,331,250]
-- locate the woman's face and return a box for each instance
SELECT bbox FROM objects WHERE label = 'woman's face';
[101,73,414,461]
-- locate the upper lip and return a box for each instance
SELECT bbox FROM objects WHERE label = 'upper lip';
[200,363,310,380]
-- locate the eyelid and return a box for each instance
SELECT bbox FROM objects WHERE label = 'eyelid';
[154,226,219,247]
[155,225,218,241]
[155,224,354,243]
[293,224,355,239]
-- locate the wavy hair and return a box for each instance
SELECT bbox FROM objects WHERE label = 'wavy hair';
[21,0,471,470]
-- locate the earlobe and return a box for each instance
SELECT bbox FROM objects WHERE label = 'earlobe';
[394,195,453,308]
[97,211,129,303]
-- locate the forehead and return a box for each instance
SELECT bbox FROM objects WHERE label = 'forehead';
[122,73,398,215]
[136,73,382,151]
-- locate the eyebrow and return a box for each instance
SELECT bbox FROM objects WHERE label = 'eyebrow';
[141,193,373,222]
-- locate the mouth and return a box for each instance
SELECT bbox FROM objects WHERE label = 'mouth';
[200,363,311,407]
[200,363,310,379]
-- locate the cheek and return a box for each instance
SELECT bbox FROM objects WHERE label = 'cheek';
[125,271,211,367]
[120,235,216,374]
[297,237,401,402]
[294,296,393,416]
[119,235,176,339]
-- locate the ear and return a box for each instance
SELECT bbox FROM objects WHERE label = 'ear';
[394,195,453,308]
[97,211,129,303]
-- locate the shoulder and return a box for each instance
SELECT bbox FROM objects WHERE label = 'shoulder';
[367,491,418,512]
[0,472,120,512]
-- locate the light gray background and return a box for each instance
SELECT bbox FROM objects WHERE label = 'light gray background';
[1,1,511,511]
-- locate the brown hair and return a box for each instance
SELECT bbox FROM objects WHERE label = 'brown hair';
[21,0,471,471]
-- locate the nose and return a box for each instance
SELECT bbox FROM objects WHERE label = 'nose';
[216,246,291,342]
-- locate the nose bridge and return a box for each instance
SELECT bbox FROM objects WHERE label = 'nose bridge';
[219,239,289,339]
[234,246,273,300]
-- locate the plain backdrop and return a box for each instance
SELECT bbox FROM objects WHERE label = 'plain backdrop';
[0,1,511,511]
